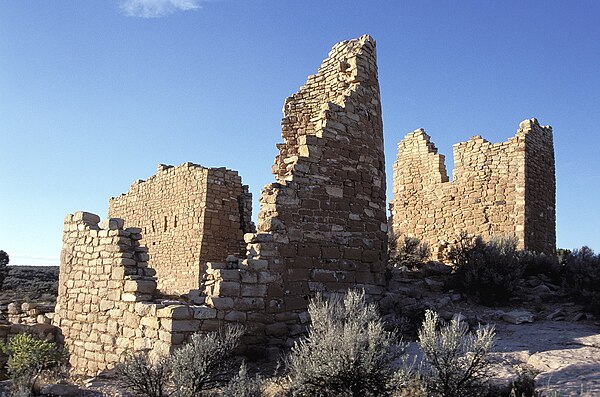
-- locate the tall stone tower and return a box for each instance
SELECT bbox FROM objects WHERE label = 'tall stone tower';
[245,34,388,318]
[390,118,556,258]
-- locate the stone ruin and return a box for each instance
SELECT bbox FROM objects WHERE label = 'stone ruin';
[390,119,556,259]
[108,163,254,295]
[51,34,556,376]
[53,34,389,375]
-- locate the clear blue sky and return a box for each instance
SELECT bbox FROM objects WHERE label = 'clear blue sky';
[1,1,599,266]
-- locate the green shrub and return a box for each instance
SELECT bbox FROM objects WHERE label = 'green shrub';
[417,310,495,397]
[221,361,263,397]
[509,368,539,397]
[563,246,600,314]
[286,289,403,397]
[520,251,561,282]
[115,352,171,397]
[389,236,430,268]
[449,234,524,305]
[171,325,244,397]
[1,333,68,395]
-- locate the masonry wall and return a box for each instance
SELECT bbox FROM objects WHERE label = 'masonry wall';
[260,33,387,298]
[390,118,555,258]
[108,163,253,295]
[53,212,228,375]
[195,35,389,353]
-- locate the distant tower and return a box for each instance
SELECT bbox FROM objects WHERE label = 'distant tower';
[390,118,556,258]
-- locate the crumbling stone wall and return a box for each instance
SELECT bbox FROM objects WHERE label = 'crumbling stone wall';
[54,35,397,368]
[195,35,388,352]
[390,118,555,258]
[53,212,222,375]
[108,163,254,295]
[258,34,387,299]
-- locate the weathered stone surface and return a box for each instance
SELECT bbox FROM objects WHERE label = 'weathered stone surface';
[390,119,556,259]
[502,310,534,325]
[240,34,387,333]
[53,213,196,376]
[108,163,255,295]
[494,321,600,396]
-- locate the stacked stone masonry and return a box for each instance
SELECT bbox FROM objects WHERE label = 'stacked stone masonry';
[108,163,254,295]
[53,34,559,376]
[53,212,226,375]
[206,34,389,351]
[54,36,391,370]
[390,118,556,259]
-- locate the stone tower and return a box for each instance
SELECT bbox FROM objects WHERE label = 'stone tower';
[390,118,556,258]
[223,35,388,336]
[108,163,254,295]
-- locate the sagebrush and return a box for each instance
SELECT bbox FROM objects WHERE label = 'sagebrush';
[389,235,431,268]
[286,289,404,397]
[221,361,263,397]
[116,352,171,397]
[563,246,600,314]
[171,325,244,397]
[418,310,495,397]
[449,233,524,305]
[116,325,244,397]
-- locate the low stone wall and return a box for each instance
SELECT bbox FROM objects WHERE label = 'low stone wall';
[3,301,54,326]
[53,212,221,375]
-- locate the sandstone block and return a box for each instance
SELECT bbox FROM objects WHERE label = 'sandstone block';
[161,319,201,332]
[192,306,217,320]
[206,297,234,310]
[224,311,247,322]
[156,305,192,320]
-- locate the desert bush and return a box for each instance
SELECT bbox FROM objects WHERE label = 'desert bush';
[115,352,171,397]
[418,310,495,397]
[520,251,561,282]
[389,236,430,268]
[449,234,524,305]
[509,368,539,397]
[1,332,68,395]
[171,325,244,397]
[556,248,571,265]
[388,361,428,397]
[286,289,403,397]
[116,326,244,397]
[563,246,600,314]
[221,362,263,397]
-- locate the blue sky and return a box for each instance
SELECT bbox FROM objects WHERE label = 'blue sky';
[1,1,599,266]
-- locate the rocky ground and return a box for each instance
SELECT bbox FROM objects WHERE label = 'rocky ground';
[0,265,599,396]
[387,262,600,397]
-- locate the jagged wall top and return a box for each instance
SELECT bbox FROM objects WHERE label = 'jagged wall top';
[273,35,381,182]
[391,118,556,258]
